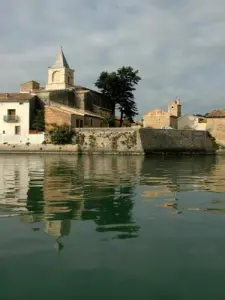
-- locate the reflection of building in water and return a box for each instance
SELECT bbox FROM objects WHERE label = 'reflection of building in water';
[44,220,71,252]
[83,155,144,186]
[142,187,175,201]
[140,156,217,193]
[44,219,71,238]
[43,155,85,221]
[203,157,225,193]
[0,155,44,215]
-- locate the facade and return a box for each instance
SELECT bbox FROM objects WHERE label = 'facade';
[177,109,225,147]
[143,99,181,129]
[178,115,207,130]
[20,81,41,93]
[44,104,105,131]
[19,48,114,130]
[0,93,45,144]
[205,109,225,147]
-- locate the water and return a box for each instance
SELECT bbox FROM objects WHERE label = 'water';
[1,154,225,299]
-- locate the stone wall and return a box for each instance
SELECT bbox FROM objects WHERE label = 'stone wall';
[45,106,71,131]
[139,129,214,153]
[0,143,78,153]
[206,118,225,147]
[74,128,141,153]
[20,81,40,93]
[74,128,215,154]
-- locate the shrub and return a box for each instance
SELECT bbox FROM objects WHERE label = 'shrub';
[103,116,115,127]
[49,124,74,145]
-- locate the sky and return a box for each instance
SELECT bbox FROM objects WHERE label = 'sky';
[0,0,225,118]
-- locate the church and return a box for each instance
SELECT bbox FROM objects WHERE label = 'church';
[20,48,115,130]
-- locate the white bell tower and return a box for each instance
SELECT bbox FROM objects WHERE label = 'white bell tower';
[45,47,74,90]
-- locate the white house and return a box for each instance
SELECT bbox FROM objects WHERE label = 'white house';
[0,93,44,144]
[177,115,207,131]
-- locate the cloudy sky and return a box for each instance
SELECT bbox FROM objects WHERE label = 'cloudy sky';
[0,0,225,117]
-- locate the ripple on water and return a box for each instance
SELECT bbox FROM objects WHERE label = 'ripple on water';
[0,155,225,227]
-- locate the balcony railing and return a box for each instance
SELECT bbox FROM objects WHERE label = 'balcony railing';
[3,115,20,122]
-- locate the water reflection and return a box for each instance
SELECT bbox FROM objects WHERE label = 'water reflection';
[1,154,225,248]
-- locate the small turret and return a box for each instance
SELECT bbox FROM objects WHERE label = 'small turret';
[168,98,181,117]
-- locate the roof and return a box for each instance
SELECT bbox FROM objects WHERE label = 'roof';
[47,103,104,119]
[206,109,225,118]
[46,105,84,116]
[144,109,169,116]
[51,48,70,69]
[20,80,40,85]
[0,93,34,102]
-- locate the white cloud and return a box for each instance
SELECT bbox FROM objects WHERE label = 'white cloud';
[0,0,224,117]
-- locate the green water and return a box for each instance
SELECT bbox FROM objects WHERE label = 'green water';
[1,154,225,299]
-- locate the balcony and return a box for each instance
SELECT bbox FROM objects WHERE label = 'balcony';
[3,115,20,122]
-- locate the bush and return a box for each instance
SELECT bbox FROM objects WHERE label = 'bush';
[49,124,74,145]
[103,116,115,127]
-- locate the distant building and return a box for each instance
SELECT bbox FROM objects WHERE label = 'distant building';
[178,115,207,130]
[143,99,181,129]
[205,109,225,147]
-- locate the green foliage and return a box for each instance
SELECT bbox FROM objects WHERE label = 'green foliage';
[103,116,115,127]
[95,66,141,126]
[49,124,74,145]
[32,109,45,132]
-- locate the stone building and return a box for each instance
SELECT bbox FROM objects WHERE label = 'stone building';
[205,109,225,147]
[178,115,207,130]
[143,99,181,129]
[19,48,114,131]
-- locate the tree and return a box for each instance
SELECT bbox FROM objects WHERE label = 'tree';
[32,109,45,131]
[49,124,74,145]
[95,66,141,127]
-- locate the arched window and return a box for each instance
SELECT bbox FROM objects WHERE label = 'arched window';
[52,71,60,82]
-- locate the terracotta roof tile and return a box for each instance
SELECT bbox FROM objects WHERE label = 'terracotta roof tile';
[0,93,34,101]
[206,109,225,118]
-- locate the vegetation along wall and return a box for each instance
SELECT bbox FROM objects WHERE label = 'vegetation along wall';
[74,128,216,154]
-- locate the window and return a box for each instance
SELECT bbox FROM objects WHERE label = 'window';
[52,71,60,82]
[8,109,16,116]
[15,126,21,135]
[7,109,16,121]
[76,119,84,128]
[198,118,207,123]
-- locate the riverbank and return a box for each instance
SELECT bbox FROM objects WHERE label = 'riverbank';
[0,128,219,155]
[0,144,79,154]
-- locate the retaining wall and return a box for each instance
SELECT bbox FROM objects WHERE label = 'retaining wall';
[74,128,215,154]
[0,128,216,154]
